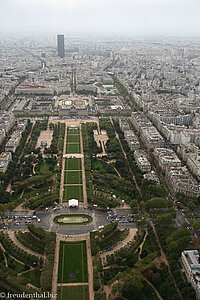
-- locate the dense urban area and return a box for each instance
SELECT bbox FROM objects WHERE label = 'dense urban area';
[0,34,200,300]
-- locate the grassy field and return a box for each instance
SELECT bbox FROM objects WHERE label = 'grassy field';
[66,143,81,154]
[57,241,88,283]
[57,285,89,300]
[63,185,83,202]
[23,269,41,288]
[64,171,82,184]
[67,128,79,135]
[67,134,80,143]
[40,162,50,174]
[65,158,81,170]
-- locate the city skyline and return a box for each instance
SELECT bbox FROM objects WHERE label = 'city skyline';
[0,0,200,36]
[0,24,200,300]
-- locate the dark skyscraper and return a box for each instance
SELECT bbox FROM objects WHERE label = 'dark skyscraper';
[57,34,65,58]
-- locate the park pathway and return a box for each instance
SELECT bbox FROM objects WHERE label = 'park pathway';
[51,235,60,297]
[0,242,8,267]
[100,228,138,263]
[57,283,88,287]
[138,228,148,260]
[6,121,35,194]
[150,221,183,300]
[114,167,121,177]
[8,231,45,259]
[59,123,67,204]
[0,241,25,265]
[144,278,164,300]
[80,124,87,205]
[109,117,142,197]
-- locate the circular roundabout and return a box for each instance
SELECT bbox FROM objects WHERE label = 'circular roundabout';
[53,214,93,226]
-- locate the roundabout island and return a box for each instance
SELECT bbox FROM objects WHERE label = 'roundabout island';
[53,214,93,226]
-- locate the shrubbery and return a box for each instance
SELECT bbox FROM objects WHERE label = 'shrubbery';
[0,232,40,266]
[15,231,45,255]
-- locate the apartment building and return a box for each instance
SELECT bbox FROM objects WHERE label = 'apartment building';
[177,144,199,162]
[5,131,22,153]
[0,129,5,145]
[143,170,160,184]
[177,144,200,179]
[0,152,12,173]
[154,148,181,172]
[166,166,200,198]
[15,84,54,95]
[124,130,140,150]
[130,112,152,133]
[140,126,165,150]
[119,118,130,131]
[16,119,28,132]
[187,153,200,180]
[134,150,151,172]
[0,113,15,133]
[181,250,200,300]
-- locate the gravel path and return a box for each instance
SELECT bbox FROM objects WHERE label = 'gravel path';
[0,242,8,267]
[8,231,44,259]
[100,228,138,263]
[80,125,88,205]
[0,241,25,265]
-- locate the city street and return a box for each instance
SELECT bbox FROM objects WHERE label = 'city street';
[0,207,137,234]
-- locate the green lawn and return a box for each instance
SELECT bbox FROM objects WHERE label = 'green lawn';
[67,128,79,135]
[57,285,89,300]
[67,134,80,143]
[23,269,41,288]
[40,162,50,174]
[66,143,81,154]
[65,158,81,170]
[57,241,88,283]
[63,185,83,202]
[64,171,82,184]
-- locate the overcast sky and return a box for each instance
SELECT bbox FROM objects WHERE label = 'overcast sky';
[0,0,200,36]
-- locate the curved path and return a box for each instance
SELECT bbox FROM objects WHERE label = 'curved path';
[0,241,25,265]
[100,228,138,263]
[8,231,45,259]
[0,242,8,267]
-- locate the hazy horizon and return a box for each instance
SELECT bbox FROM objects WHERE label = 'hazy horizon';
[0,0,200,37]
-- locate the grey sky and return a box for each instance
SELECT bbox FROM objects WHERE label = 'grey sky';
[0,0,200,36]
